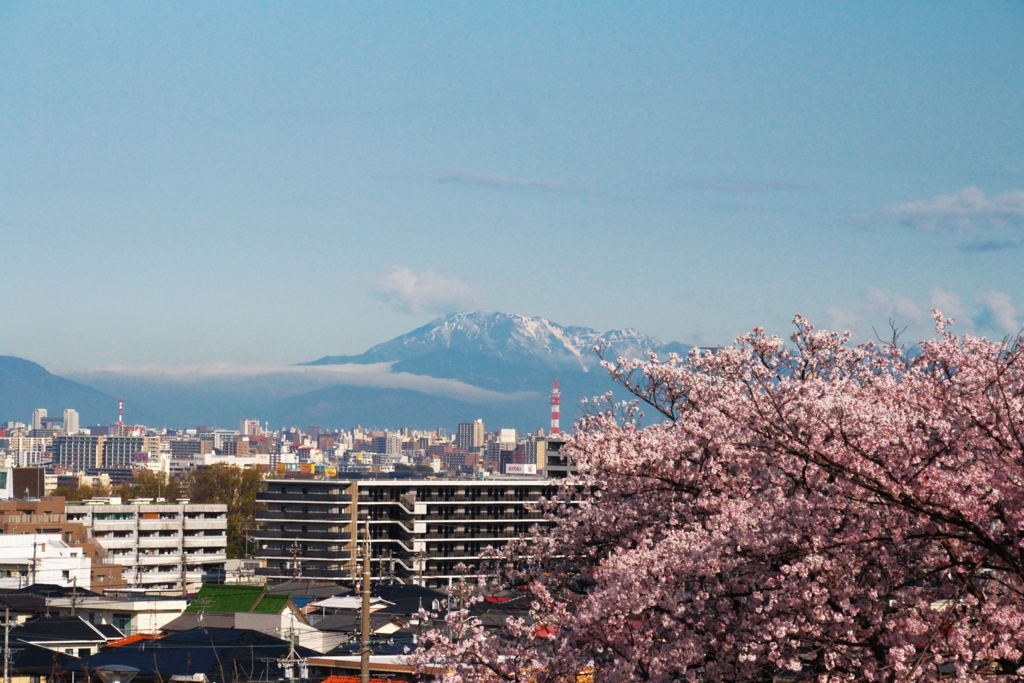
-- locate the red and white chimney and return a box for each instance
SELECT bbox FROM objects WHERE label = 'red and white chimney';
[118,398,123,427]
[550,379,561,435]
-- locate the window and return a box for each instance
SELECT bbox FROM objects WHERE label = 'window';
[113,613,132,635]
[78,649,90,658]
[62,570,70,581]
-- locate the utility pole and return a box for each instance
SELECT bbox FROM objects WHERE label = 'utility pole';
[71,576,77,617]
[4,607,9,683]
[289,541,302,579]
[360,521,371,683]
[3,610,8,683]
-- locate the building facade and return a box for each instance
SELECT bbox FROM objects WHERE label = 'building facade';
[53,435,104,469]
[65,498,228,593]
[456,419,485,452]
[53,435,161,470]
[64,409,80,435]
[0,496,124,589]
[254,478,557,588]
[0,534,92,590]
[1,437,51,468]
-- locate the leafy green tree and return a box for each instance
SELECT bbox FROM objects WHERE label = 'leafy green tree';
[184,464,265,558]
[115,470,183,501]
[51,485,83,501]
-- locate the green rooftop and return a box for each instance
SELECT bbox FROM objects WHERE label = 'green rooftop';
[251,593,290,614]
[185,584,293,615]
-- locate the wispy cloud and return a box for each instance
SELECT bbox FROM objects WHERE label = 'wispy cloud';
[826,288,928,341]
[977,290,1021,336]
[73,362,534,403]
[823,288,1023,341]
[672,177,810,192]
[958,238,1024,253]
[929,288,973,328]
[868,186,1024,233]
[433,169,570,192]
[367,266,480,315]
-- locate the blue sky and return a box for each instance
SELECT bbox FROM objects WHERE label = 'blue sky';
[1,2,1022,371]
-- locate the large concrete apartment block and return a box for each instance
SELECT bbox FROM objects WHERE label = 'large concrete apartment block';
[65,499,228,593]
[254,478,558,588]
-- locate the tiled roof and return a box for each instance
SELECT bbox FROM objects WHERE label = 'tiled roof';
[10,616,115,643]
[9,640,75,676]
[66,628,318,683]
[162,612,236,632]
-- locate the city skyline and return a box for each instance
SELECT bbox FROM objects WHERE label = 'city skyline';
[1,3,1022,374]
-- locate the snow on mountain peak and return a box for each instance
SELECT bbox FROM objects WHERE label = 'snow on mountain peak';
[329,311,684,372]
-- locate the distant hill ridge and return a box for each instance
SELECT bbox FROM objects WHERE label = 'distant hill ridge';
[2,312,689,431]
[0,355,120,426]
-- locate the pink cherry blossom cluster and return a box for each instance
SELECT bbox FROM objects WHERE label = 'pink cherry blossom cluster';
[418,312,1024,682]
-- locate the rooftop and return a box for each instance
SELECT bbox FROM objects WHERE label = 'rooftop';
[184,583,294,615]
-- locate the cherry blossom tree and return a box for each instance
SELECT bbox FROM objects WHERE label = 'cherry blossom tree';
[419,312,1024,682]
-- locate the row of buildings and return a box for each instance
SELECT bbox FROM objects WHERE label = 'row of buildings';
[0,494,228,594]
[3,410,554,479]
[0,445,572,598]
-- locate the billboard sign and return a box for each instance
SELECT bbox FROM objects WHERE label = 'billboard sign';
[504,463,537,475]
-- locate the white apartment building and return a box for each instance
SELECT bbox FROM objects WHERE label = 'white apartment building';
[0,534,92,590]
[169,452,271,475]
[64,409,81,435]
[65,498,228,593]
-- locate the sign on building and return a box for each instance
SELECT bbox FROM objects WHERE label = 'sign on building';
[504,463,537,475]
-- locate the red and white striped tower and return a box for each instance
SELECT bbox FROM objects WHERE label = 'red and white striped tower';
[118,398,123,428]
[550,379,561,435]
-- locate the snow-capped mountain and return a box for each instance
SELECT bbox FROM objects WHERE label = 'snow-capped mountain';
[305,311,688,373]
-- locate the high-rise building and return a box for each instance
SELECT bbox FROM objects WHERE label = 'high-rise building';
[101,436,161,468]
[240,419,261,437]
[523,440,547,469]
[456,419,485,451]
[485,440,516,464]
[53,435,105,470]
[63,409,80,436]
[31,409,47,432]
[254,478,557,588]
[371,433,402,455]
[168,438,213,458]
